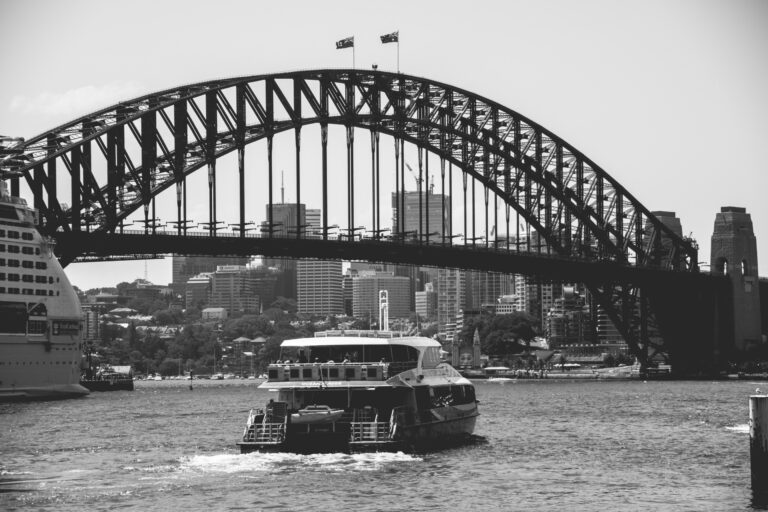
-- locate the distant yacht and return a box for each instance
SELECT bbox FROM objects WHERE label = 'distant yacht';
[0,180,89,400]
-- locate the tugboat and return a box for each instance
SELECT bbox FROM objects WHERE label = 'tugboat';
[237,330,479,453]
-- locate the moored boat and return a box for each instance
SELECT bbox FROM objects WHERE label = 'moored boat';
[237,330,479,453]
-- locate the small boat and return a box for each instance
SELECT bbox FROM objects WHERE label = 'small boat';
[487,376,516,382]
[291,405,344,425]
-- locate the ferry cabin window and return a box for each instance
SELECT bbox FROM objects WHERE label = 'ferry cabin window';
[7,273,19,281]
[22,275,33,283]
[8,245,19,253]
[35,262,47,270]
[22,261,33,268]
[0,272,4,280]
[22,232,33,241]
[8,259,19,267]
[22,247,33,255]
[0,244,4,251]
[8,231,19,239]
[35,275,46,283]
[0,229,4,236]
[0,301,27,333]
[0,258,4,265]
[8,287,19,294]
[0,206,17,220]
[422,347,441,368]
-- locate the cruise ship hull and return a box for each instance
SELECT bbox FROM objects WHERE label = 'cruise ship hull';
[0,339,89,401]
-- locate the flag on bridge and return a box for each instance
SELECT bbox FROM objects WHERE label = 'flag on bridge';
[336,36,354,49]
[380,31,398,44]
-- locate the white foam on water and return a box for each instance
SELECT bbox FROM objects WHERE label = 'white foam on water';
[179,451,421,474]
[725,424,749,434]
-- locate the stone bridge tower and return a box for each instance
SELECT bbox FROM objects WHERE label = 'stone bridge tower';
[711,207,762,352]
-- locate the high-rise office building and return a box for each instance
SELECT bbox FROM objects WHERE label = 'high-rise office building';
[391,190,450,240]
[172,256,249,298]
[415,282,437,322]
[437,268,467,342]
[208,265,260,316]
[352,272,411,320]
[297,259,343,317]
[185,272,212,310]
[262,202,306,299]
[466,271,513,309]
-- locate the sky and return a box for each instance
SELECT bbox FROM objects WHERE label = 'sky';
[1,0,766,290]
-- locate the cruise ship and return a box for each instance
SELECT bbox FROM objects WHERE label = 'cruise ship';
[0,180,89,400]
[237,330,479,453]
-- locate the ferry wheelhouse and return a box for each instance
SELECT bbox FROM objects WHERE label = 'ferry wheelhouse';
[237,330,479,453]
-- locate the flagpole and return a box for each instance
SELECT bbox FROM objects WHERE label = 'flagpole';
[397,36,400,73]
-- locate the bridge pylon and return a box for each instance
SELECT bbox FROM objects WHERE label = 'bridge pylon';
[711,206,762,353]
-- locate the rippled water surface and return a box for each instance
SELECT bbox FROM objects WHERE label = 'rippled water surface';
[0,379,761,511]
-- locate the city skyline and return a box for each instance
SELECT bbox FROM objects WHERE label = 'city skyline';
[1,0,766,290]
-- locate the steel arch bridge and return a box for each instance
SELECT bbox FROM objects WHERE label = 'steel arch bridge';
[0,69,727,373]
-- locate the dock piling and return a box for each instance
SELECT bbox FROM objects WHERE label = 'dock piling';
[750,394,768,503]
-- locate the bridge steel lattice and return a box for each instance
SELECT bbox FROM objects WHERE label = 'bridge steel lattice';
[0,69,728,374]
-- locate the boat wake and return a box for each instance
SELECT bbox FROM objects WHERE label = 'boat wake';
[725,423,749,434]
[180,451,422,474]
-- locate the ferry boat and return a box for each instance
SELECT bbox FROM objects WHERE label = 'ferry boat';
[237,330,479,453]
[0,180,89,400]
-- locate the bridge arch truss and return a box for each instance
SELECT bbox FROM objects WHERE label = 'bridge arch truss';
[0,69,706,368]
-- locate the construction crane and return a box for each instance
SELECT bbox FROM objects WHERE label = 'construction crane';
[405,163,422,193]
[405,164,436,194]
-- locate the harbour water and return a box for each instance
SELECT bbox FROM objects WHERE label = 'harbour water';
[0,379,761,511]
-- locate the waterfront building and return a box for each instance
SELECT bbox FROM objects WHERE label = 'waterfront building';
[546,286,589,348]
[513,275,560,330]
[352,271,411,321]
[297,259,343,317]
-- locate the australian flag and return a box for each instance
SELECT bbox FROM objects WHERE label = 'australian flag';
[336,36,354,49]
[380,31,398,44]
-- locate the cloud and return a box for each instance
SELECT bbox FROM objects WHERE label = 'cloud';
[9,81,145,118]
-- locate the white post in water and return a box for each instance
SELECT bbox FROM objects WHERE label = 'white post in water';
[750,394,768,496]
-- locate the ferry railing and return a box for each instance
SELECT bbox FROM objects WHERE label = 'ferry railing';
[349,421,391,443]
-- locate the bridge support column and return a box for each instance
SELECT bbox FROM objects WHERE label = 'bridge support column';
[711,207,762,354]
